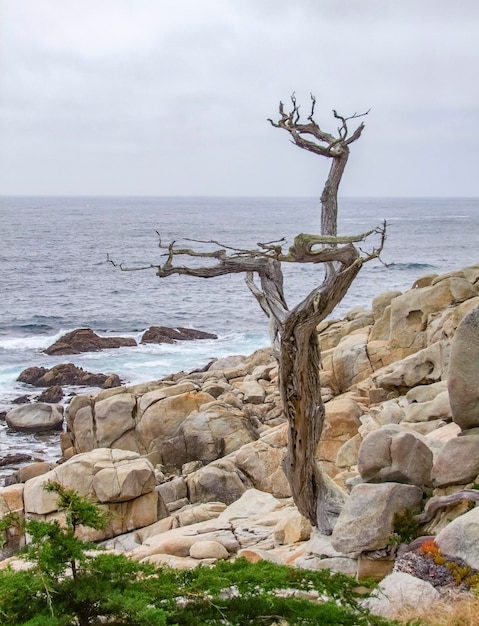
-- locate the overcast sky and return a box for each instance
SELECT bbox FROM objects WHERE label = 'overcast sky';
[1,0,478,197]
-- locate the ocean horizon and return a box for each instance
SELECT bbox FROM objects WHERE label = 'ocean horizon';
[1,195,478,482]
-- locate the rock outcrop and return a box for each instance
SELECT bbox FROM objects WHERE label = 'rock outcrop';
[141,326,217,344]
[17,363,121,389]
[44,328,137,355]
[447,304,479,431]
[22,449,158,541]
[3,263,479,622]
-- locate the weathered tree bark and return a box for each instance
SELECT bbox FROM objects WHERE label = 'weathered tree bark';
[280,259,362,532]
[110,96,383,532]
[267,95,373,531]
[414,489,479,524]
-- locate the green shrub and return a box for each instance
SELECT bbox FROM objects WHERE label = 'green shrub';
[389,508,421,546]
[0,483,401,625]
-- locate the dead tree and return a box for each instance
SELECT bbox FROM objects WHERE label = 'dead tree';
[110,96,384,534]
[268,94,370,237]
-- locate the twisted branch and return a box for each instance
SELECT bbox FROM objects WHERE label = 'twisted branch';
[268,93,369,157]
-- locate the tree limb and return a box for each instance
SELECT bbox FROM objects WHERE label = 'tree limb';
[415,490,479,524]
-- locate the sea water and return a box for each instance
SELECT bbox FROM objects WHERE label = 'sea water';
[0,196,478,482]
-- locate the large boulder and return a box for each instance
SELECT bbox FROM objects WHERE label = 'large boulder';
[372,341,449,392]
[6,403,64,433]
[331,482,423,554]
[435,507,479,569]
[159,404,259,472]
[357,425,433,487]
[186,459,252,505]
[17,363,121,389]
[44,328,137,355]
[319,397,363,467]
[67,393,138,453]
[330,332,373,393]
[431,434,479,487]
[447,304,479,431]
[64,385,218,458]
[136,390,216,456]
[22,449,158,540]
[233,424,291,498]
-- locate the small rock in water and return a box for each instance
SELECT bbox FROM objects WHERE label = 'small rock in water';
[37,385,64,403]
[12,395,31,404]
[0,452,33,467]
[17,363,121,389]
[141,326,218,344]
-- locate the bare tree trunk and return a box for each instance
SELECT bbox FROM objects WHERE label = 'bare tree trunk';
[321,151,349,237]
[280,261,361,532]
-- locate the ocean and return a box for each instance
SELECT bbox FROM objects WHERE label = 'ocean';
[1,196,478,482]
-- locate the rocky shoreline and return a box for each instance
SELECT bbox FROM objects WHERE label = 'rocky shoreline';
[2,263,479,620]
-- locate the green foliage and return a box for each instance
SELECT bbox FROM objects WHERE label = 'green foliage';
[20,481,107,583]
[44,480,107,533]
[0,483,401,626]
[389,508,421,545]
[0,511,21,549]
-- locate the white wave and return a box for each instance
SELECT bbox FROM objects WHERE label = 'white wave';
[0,328,76,351]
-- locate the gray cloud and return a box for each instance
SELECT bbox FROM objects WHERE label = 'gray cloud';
[0,0,478,196]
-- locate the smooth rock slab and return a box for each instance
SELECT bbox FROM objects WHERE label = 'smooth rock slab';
[6,403,64,433]
[435,506,479,569]
[331,482,423,554]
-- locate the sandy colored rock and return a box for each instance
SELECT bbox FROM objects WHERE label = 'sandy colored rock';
[358,425,433,486]
[234,433,291,498]
[274,510,311,545]
[331,332,373,393]
[388,277,477,353]
[189,540,229,560]
[186,460,251,505]
[238,379,266,404]
[431,434,479,487]
[136,390,215,454]
[448,304,479,430]
[94,393,136,448]
[23,449,157,539]
[331,482,423,554]
[160,404,259,472]
[372,341,449,391]
[435,506,479,569]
